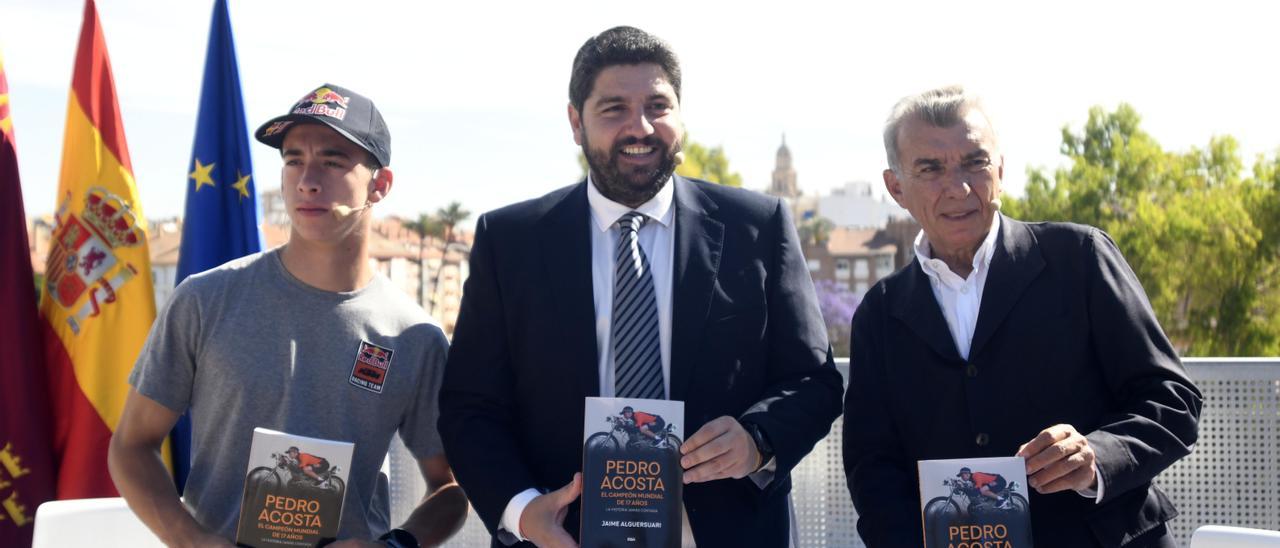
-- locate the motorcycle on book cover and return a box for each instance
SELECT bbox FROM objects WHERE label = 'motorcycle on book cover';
[235,428,355,547]
[580,397,684,547]
[918,456,1033,548]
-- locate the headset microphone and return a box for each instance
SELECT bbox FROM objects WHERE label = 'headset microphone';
[332,202,371,219]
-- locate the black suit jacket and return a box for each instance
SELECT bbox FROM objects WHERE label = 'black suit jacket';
[440,177,844,547]
[842,216,1202,548]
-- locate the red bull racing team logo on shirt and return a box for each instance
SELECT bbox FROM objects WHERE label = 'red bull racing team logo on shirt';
[349,340,394,394]
[292,86,350,120]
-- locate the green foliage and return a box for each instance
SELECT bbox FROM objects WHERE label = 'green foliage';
[1005,105,1280,356]
[403,213,445,240]
[435,201,471,244]
[577,152,590,180]
[798,216,835,247]
[404,202,471,244]
[402,202,472,310]
[575,137,743,187]
[675,141,743,187]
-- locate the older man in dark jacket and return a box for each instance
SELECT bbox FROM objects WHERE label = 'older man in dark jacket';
[843,85,1201,548]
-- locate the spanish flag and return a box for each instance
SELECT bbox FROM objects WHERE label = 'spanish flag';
[39,0,159,499]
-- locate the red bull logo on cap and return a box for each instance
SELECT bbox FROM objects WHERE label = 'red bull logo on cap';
[292,86,349,120]
[302,87,350,109]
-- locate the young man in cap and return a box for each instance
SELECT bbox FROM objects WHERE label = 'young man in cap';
[109,84,466,547]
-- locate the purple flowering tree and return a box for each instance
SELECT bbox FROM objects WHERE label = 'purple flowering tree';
[813,279,861,357]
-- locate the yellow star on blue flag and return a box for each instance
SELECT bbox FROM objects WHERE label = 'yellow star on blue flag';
[189,158,216,191]
[173,0,262,493]
[232,171,251,200]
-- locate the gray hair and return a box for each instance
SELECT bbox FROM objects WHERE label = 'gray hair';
[883,85,993,173]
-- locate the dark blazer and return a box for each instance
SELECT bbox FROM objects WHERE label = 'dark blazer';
[843,216,1202,548]
[440,177,844,547]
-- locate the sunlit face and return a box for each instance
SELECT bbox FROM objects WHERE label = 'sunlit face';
[884,109,1003,260]
[569,63,684,207]
[280,123,386,244]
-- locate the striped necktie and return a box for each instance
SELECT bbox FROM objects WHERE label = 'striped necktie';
[613,211,664,399]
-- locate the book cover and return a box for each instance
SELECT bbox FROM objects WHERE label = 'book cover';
[580,397,684,548]
[918,456,1033,548]
[235,428,355,547]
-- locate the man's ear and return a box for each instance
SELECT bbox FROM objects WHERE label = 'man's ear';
[368,167,394,203]
[884,168,907,208]
[568,102,584,146]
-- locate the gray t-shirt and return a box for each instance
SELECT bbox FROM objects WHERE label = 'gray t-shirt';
[130,248,447,541]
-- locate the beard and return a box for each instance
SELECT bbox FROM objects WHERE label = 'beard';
[583,133,681,208]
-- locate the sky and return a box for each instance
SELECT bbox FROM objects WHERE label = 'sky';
[4,0,1279,224]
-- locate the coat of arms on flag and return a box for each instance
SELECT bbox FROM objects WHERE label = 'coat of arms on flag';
[44,186,145,334]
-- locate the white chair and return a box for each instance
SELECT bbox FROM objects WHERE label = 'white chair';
[32,497,164,547]
[1190,525,1280,547]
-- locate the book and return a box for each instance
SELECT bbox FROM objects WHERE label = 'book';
[580,397,684,547]
[235,428,355,547]
[918,456,1033,548]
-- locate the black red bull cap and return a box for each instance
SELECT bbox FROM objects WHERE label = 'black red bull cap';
[254,83,391,168]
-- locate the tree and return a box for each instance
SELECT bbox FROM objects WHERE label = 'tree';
[402,213,445,307]
[435,201,470,248]
[813,279,860,357]
[577,151,590,180]
[797,216,835,247]
[1004,105,1279,356]
[431,201,471,315]
[575,137,743,187]
[675,140,743,187]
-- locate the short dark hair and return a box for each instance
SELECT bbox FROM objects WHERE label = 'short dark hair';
[569,26,682,113]
[883,85,993,173]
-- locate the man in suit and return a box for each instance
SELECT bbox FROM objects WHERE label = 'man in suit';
[439,26,843,547]
[842,85,1202,547]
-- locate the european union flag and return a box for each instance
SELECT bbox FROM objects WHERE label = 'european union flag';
[173,0,261,490]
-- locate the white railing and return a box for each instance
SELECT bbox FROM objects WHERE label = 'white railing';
[390,358,1280,547]
[1160,359,1280,543]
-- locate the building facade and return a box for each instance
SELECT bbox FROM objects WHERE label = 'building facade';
[761,137,904,295]
[816,181,906,229]
[803,227,897,296]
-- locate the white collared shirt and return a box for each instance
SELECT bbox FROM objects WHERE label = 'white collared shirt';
[913,214,1002,361]
[913,214,1103,502]
[587,175,676,398]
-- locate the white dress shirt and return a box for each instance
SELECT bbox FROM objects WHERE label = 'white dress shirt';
[914,214,1103,501]
[913,215,1001,361]
[588,176,676,398]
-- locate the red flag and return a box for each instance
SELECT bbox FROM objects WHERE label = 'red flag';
[39,0,160,499]
[0,50,57,546]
